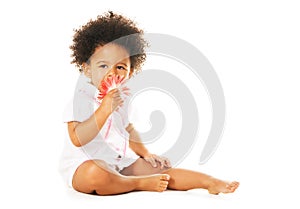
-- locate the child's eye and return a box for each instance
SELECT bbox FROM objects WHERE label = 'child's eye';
[99,64,108,69]
[117,66,127,70]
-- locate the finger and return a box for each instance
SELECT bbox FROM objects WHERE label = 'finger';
[150,158,157,168]
[113,99,124,107]
[112,90,121,97]
[153,156,164,169]
[108,88,119,94]
[121,90,131,97]
[152,156,164,169]
[116,97,124,103]
[161,159,168,169]
[156,157,170,169]
[160,157,171,168]
[146,157,157,168]
[111,99,124,110]
[160,160,165,169]
[165,159,172,168]
[121,86,130,91]
[113,94,122,100]
[122,91,131,96]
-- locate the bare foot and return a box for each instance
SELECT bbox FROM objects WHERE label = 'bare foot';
[135,174,170,192]
[208,178,239,195]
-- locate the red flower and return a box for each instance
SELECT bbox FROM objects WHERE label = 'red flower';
[98,75,126,100]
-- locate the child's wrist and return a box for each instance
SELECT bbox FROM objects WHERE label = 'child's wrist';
[141,151,151,158]
[96,105,112,117]
[126,123,134,133]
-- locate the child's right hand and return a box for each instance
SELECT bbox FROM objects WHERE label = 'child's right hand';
[100,88,124,114]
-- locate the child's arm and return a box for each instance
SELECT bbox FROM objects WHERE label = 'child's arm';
[126,123,150,157]
[68,89,123,147]
[126,123,171,169]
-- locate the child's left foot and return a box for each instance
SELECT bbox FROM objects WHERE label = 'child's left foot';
[207,179,239,195]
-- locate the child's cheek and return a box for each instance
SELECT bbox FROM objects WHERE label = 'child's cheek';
[90,77,100,89]
[93,74,105,89]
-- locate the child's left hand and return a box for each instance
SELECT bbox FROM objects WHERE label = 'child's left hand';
[143,153,172,169]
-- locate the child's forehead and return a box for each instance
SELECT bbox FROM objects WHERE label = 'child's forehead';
[91,43,130,63]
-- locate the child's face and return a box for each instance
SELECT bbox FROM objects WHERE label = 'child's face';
[83,43,131,89]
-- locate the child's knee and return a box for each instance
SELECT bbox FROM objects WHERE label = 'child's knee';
[73,160,112,189]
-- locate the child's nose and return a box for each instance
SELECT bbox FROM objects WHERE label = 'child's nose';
[106,68,118,77]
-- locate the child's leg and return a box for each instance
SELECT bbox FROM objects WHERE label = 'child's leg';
[120,158,239,194]
[72,160,170,195]
[163,168,239,194]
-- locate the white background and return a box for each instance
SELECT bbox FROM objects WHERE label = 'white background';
[0,0,299,208]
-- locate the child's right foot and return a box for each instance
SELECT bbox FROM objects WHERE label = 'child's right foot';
[136,174,170,192]
[207,178,239,195]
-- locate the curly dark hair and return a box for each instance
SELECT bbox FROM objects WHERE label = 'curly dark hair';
[70,11,148,74]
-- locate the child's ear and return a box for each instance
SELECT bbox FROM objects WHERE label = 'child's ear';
[128,68,134,78]
[82,63,91,78]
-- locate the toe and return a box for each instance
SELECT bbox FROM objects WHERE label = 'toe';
[158,185,167,192]
[231,181,239,189]
[227,181,239,192]
[233,181,239,186]
[160,174,170,181]
[160,181,168,188]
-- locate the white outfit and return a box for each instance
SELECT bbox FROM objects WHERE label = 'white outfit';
[58,74,139,187]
